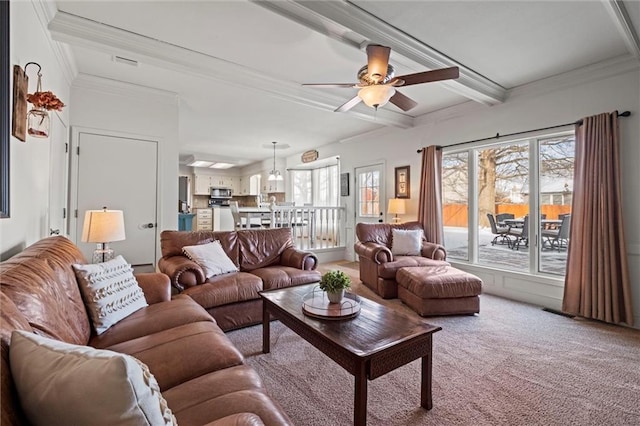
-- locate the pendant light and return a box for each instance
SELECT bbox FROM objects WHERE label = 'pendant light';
[268,141,283,181]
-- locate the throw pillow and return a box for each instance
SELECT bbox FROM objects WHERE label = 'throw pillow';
[182,240,238,279]
[9,330,177,426]
[73,255,148,335]
[391,229,423,256]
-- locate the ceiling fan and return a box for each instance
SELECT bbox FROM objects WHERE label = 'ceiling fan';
[303,44,459,113]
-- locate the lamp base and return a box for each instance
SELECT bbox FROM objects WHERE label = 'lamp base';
[92,243,115,264]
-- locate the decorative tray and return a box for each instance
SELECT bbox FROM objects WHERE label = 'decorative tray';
[302,286,361,320]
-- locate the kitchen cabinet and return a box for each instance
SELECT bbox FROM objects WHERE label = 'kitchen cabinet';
[194,208,213,231]
[193,175,212,195]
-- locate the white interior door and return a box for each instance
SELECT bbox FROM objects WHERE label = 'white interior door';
[73,132,158,267]
[47,113,69,237]
[355,163,385,225]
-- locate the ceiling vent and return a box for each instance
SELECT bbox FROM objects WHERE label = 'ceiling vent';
[113,56,139,67]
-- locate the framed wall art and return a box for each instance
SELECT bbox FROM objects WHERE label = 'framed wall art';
[340,172,349,197]
[394,166,410,199]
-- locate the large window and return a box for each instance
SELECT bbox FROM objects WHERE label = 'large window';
[442,132,575,277]
[290,165,339,207]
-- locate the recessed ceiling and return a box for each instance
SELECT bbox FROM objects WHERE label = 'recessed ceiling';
[51,0,639,168]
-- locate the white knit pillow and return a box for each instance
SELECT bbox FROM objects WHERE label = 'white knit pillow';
[182,240,238,279]
[73,255,148,335]
[391,229,423,256]
[9,331,177,426]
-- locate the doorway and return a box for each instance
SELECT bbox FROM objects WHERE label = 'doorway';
[354,163,386,226]
[70,130,159,268]
[47,113,69,237]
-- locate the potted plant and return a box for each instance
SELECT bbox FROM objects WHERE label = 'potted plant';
[319,270,351,304]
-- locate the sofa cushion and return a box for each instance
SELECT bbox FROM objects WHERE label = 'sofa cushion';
[0,236,91,345]
[184,272,263,309]
[161,230,239,264]
[183,241,239,279]
[9,330,177,426]
[237,228,294,271]
[250,266,321,290]
[89,295,215,349]
[391,229,423,255]
[105,321,245,391]
[73,256,148,335]
[377,257,450,279]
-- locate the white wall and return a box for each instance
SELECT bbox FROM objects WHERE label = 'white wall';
[69,76,179,262]
[285,59,640,326]
[0,2,72,259]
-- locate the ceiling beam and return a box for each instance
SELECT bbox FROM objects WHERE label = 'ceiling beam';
[256,0,506,105]
[48,11,413,129]
[602,0,640,59]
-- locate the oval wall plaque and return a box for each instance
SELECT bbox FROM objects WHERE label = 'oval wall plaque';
[301,150,319,163]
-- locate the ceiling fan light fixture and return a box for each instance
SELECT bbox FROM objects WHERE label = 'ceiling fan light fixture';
[358,85,396,109]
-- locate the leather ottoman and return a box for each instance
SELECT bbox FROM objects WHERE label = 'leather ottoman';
[396,265,482,316]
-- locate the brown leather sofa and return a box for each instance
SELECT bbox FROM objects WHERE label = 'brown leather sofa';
[158,227,321,331]
[354,221,448,298]
[1,236,292,426]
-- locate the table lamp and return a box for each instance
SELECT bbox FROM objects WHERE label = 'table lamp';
[81,207,126,263]
[387,198,406,224]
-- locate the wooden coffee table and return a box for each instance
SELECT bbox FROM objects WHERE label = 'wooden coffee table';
[260,284,441,426]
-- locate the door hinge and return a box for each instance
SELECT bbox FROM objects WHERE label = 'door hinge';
[63,208,66,219]
[65,143,68,153]
[76,146,80,155]
[74,209,78,218]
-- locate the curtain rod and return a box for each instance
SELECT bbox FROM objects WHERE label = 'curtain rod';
[417,110,631,153]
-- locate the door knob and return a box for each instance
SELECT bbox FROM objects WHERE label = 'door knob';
[143,223,155,229]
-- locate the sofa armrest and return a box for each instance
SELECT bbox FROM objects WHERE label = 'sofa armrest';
[280,247,318,270]
[421,241,447,260]
[157,256,205,292]
[134,272,171,304]
[354,241,393,264]
[202,413,266,426]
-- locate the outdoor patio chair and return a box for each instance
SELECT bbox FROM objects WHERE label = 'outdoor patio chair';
[508,215,529,250]
[495,213,515,224]
[487,213,512,246]
[542,214,571,250]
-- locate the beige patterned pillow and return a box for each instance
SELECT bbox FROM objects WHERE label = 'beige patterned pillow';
[9,331,177,426]
[182,240,239,279]
[73,255,148,334]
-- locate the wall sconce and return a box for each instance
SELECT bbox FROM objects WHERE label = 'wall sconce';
[11,62,65,141]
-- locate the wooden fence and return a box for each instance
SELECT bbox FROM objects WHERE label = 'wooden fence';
[444,204,571,227]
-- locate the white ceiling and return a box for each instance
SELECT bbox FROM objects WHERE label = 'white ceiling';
[50,0,640,168]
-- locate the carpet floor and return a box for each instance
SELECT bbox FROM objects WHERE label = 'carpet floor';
[226,263,640,425]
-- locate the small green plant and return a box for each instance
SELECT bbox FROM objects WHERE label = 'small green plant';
[319,270,351,293]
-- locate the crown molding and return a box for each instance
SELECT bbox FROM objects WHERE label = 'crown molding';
[31,0,77,86]
[72,73,179,106]
[507,54,639,102]
[258,0,506,106]
[602,0,640,59]
[48,11,413,129]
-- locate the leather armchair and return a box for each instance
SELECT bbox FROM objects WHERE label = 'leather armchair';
[354,221,447,298]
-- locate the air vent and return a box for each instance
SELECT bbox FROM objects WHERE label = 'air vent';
[113,56,138,67]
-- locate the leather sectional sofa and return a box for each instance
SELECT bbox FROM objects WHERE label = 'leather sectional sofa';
[1,236,292,426]
[158,227,321,331]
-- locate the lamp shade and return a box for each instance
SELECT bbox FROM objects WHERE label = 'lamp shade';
[387,198,406,215]
[81,209,126,243]
[358,85,396,108]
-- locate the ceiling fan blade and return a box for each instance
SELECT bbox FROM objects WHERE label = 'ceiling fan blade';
[396,66,460,87]
[389,91,418,112]
[366,44,391,83]
[302,83,356,88]
[334,95,362,113]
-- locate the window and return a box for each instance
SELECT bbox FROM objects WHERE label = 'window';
[290,165,339,207]
[442,132,574,277]
[358,169,380,217]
